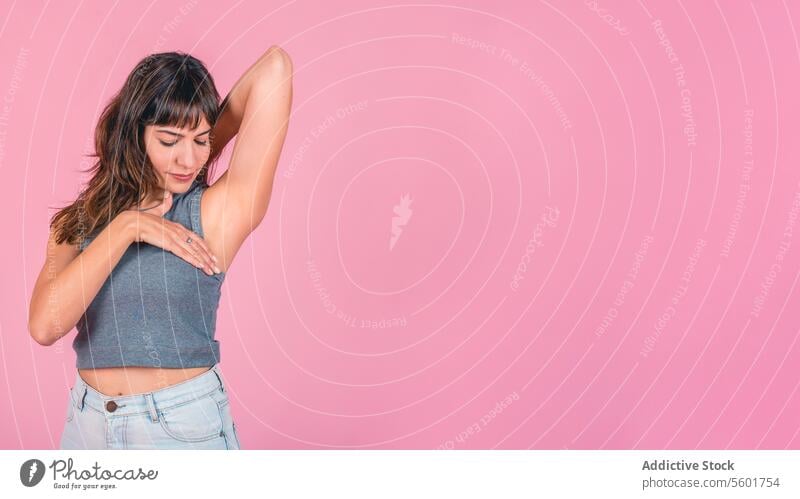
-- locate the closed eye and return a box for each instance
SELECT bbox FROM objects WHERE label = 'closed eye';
[159,140,208,147]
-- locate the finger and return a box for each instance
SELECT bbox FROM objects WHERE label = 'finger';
[163,231,208,273]
[175,235,212,275]
[175,226,218,272]
[170,236,212,275]
[191,236,218,273]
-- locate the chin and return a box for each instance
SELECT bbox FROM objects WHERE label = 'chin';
[164,175,197,192]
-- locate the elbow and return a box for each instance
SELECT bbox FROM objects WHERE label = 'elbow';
[29,321,55,347]
[28,306,49,346]
[271,45,293,74]
[28,311,64,347]
[255,45,293,82]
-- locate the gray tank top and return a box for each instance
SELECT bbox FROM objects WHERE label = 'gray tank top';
[73,178,226,369]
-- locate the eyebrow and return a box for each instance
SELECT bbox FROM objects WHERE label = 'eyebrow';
[156,127,211,138]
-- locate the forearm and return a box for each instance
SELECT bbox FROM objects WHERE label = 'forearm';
[29,214,134,345]
[208,45,288,164]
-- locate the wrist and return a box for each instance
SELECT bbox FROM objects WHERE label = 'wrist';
[114,210,137,245]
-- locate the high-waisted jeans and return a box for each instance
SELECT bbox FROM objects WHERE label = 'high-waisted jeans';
[59,363,241,450]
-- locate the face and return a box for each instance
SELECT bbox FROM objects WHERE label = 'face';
[143,116,211,193]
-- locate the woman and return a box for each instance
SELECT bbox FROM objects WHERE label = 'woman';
[27,46,293,449]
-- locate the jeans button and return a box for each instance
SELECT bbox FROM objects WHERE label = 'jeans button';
[105,400,118,412]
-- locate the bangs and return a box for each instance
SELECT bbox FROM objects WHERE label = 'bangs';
[143,74,218,130]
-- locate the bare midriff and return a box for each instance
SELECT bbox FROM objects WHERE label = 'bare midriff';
[78,366,212,397]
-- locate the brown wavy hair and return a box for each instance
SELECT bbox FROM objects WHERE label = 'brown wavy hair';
[50,51,222,246]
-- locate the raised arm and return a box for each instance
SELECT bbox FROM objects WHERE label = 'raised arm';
[203,45,293,269]
[207,45,292,169]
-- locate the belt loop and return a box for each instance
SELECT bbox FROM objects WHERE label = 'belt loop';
[145,393,159,423]
[80,386,87,411]
[212,367,225,393]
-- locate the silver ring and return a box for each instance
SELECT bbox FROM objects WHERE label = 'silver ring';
[186,236,193,244]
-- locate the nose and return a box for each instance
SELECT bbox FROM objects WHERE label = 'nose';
[174,141,199,169]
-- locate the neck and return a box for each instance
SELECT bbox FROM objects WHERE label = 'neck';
[138,186,168,210]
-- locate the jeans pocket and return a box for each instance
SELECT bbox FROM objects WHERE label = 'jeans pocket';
[157,392,224,443]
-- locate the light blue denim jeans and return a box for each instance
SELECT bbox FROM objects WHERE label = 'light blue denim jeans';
[59,364,241,450]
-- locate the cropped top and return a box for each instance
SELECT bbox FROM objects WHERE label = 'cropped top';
[72,178,226,369]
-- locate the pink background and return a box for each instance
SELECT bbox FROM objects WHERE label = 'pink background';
[1,0,799,449]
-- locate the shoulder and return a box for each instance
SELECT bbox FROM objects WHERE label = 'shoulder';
[173,178,205,209]
[167,178,208,236]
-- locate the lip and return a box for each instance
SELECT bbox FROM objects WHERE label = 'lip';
[169,172,195,182]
